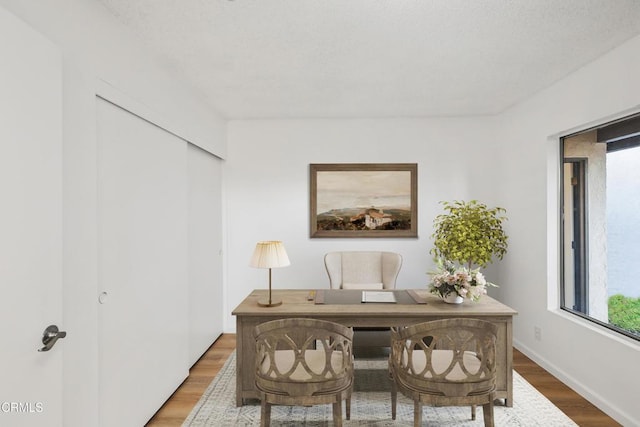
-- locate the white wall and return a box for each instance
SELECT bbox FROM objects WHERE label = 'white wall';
[225,117,503,331]
[0,0,225,157]
[0,2,226,426]
[496,34,640,426]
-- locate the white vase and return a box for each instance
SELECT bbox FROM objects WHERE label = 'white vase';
[442,293,464,304]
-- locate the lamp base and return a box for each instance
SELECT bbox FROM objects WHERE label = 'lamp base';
[257,298,282,307]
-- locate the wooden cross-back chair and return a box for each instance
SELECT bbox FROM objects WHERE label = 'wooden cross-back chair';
[389,318,498,427]
[254,318,354,427]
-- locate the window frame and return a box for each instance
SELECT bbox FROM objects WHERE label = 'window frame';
[560,156,588,314]
[559,115,640,343]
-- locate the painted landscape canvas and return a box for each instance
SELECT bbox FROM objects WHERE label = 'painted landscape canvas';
[310,164,417,238]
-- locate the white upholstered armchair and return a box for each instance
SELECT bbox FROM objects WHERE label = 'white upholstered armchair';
[324,251,402,350]
[324,251,402,290]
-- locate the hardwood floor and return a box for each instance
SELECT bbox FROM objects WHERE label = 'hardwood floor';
[146,334,620,426]
[513,350,620,427]
[145,334,235,427]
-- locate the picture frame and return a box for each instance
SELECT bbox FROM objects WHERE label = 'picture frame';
[310,163,418,238]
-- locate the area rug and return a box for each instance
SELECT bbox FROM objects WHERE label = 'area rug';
[183,352,577,426]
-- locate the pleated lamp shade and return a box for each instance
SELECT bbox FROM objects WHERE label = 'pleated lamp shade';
[249,241,290,269]
[249,241,290,307]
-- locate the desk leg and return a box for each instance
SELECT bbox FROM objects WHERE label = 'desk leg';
[506,320,513,407]
[236,317,244,407]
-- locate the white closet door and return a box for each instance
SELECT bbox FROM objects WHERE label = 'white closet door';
[96,98,188,427]
[0,7,63,426]
[188,145,223,365]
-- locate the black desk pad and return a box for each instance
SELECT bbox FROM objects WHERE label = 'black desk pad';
[314,289,426,305]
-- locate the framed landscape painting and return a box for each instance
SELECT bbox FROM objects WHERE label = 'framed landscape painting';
[310,163,418,238]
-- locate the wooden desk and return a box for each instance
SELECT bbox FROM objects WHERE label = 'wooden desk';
[232,289,517,407]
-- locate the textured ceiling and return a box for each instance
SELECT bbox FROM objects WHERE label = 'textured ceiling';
[96,0,640,119]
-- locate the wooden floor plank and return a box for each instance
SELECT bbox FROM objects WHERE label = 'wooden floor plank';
[145,334,235,426]
[513,350,620,427]
[146,334,620,426]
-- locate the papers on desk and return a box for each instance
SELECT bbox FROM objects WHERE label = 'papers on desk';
[361,291,396,303]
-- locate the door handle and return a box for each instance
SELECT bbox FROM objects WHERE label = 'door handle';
[38,325,67,352]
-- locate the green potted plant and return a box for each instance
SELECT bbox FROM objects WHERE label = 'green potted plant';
[428,200,508,303]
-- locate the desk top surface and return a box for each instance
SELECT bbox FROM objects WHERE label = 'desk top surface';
[232,289,517,318]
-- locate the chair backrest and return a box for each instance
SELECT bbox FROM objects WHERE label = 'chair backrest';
[390,318,497,398]
[324,251,402,290]
[254,318,354,398]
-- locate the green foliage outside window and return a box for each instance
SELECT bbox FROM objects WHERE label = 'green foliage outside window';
[608,294,640,334]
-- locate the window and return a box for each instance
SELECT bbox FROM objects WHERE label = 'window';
[561,114,640,341]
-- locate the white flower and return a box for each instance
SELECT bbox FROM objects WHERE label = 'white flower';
[427,258,497,302]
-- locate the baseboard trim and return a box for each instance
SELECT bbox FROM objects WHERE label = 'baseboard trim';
[514,339,636,426]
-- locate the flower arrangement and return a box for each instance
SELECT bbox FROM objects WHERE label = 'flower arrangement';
[428,258,496,302]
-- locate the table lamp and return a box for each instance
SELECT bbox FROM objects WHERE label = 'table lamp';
[249,240,290,307]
